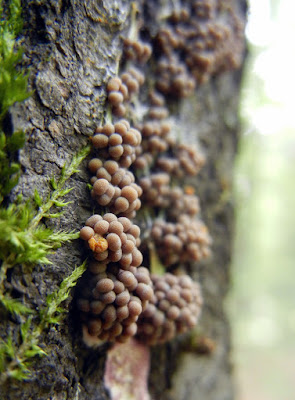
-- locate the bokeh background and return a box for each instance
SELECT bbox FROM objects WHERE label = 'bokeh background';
[228,0,295,398]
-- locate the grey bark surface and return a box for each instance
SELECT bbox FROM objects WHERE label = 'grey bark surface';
[1,0,246,399]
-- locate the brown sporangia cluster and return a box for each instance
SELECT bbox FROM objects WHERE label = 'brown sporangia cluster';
[136,273,203,345]
[156,55,196,97]
[107,68,145,117]
[80,214,142,268]
[151,216,212,267]
[123,38,152,63]
[91,120,141,168]
[77,262,153,343]
[154,0,245,94]
[77,0,244,347]
[88,160,142,218]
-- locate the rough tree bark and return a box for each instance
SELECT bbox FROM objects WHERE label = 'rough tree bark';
[1,0,246,399]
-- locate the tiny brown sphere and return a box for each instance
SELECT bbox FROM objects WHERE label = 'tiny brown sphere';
[107,233,122,252]
[94,220,109,235]
[124,322,138,337]
[104,160,119,175]
[85,214,102,228]
[97,194,111,206]
[103,213,117,223]
[101,291,116,304]
[109,144,124,158]
[93,250,109,261]
[114,196,129,213]
[131,248,143,267]
[166,305,180,320]
[90,300,105,315]
[166,289,180,303]
[88,158,103,174]
[103,305,117,323]
[92,134,109,149]
[114,121,128,136]
[120,253,133,269]
[92,179,109,196]
[108,220,124,235]
[128,300,142,317]
[136,283,153,302]
[107,77,121,92]
[96,278,114,293]
[109,133,123,146]
[115,290,130,306]
[128,224,140,238]
[80,226,94,241]
[121,186,138,203]
[113,280,125,294]
[122,240,135,254]
[96,167,112,181]
[108,91,124,107]
[102,123,115,136]
[109,248,123,262]
[88,261,107,274]
[116,305,129,320]
[118,270,137,288]
[113,104,126,117]
[111,169,125,186]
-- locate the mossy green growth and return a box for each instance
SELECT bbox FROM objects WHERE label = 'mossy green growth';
[0,0,31,202]
[0,145,90,382]
[0,260,88,382]
[0,0,29,120]
[0,146,90,314]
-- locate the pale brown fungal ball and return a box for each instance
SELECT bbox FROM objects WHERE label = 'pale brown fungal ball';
[80,214,143,269]
[89,121,141,168]
[89,162,142,217]
[80,226,95,241]
[77,262,154,344]
[136,274,203,345]
[150,215,211,267]
[123,38,152,63]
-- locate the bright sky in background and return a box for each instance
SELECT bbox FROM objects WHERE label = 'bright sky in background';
[245,0,295,135]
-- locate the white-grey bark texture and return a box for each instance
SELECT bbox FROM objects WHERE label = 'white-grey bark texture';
[1,0,247,399]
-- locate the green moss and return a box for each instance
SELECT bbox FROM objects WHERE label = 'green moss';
[0,147,90,382]
[0,260,87,383]
[0,0,31,202]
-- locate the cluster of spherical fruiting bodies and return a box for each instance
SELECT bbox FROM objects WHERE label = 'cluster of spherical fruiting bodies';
[166,188,200,219]
[154,0,245,93]
[107,67,145,117]
[156,55,196,97]
[139,174,201,218]
[139,173,171,209]
[136,273,203,345]
[155,143,205,178]
[151,215,212,267]
[134,120,173,170]
[77,262,154,343]
[123,38,152,63]
[91,120,141,168]
[77,4,229,347]
[88,159,142,218]
[80,213,143,268]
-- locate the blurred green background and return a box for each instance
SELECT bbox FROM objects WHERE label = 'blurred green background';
[229,0,295,398]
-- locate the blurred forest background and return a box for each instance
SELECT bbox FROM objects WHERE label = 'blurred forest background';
[229,0,295,398]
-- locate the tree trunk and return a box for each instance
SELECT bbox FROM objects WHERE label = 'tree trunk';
[0,0,246,399]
